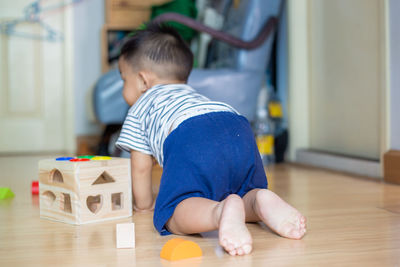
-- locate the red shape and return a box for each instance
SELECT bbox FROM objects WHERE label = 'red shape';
[31,181,39,195]
[69,158,90,162]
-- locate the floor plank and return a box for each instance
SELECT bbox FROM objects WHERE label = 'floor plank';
[0,156,399,266]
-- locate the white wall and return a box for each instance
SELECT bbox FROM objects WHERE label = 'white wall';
[73,0,103,136]
[287,0,400,163]
[389,0,400,150]
[308,0,383,160]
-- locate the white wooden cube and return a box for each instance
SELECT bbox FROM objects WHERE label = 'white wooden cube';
[116,223,135,248]
[38,156,132,225]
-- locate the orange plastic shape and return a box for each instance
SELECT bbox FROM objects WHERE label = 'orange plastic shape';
[160,238,202,261]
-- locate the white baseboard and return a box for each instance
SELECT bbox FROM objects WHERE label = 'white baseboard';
[296,149,382,179]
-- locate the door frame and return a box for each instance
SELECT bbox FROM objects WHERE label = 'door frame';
[63,6,76,154]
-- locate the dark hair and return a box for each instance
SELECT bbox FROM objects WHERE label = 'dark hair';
[120,23,194,81]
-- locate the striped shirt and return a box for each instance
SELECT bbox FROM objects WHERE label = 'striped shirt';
[115,83,238,166]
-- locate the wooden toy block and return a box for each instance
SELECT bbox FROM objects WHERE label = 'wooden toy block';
[116,223,135,248]
[0,187,15,200]
[160,238,202,261]
[38,156,132,225]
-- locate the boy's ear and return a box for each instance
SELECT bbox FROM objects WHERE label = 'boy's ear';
[138,71,152,92]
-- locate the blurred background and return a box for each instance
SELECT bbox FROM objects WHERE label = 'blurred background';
[0,0,399,180]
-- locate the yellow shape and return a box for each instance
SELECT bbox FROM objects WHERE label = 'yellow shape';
[256,135,274,155]
[160,238,202,261]
[91,156,112,161]
[268,101,283,118]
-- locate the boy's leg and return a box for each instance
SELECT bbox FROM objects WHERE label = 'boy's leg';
[242,189,307,239]
[166,194,252,256]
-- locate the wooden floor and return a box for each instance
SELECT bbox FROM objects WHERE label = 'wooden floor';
[1,155,400,266]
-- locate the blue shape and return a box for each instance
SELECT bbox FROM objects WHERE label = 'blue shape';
[56,157,74,161]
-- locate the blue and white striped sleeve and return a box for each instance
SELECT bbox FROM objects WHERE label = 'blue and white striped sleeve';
[115,113,153,155]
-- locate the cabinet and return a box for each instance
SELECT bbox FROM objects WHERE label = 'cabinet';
[102,0,170,72]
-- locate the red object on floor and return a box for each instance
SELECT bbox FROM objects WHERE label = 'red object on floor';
[31,181,39,195]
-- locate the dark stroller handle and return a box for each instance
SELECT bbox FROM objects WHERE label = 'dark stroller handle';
[152,12,278,50]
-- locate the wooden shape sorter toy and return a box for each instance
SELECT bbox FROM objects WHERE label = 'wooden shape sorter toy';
[38,156,132,225]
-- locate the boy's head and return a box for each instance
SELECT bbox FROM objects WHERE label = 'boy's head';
[119,23,194,105]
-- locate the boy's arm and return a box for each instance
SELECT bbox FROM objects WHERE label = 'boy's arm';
[130,150,154,211]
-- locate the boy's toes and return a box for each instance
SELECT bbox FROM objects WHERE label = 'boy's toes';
[236,247,244,256]
[234,244,252,256]
[289,227,306,240]
[289,229,301,239]
[220,240,235,254]
[220,239,252,256]
[298,216,307,230]
[229,249,237,256]
[243,244,252,254]
[223,245,237,256]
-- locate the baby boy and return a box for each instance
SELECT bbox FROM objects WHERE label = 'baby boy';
[116,23,306,256]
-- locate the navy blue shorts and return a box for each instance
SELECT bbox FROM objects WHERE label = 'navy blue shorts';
[154,112,268,235]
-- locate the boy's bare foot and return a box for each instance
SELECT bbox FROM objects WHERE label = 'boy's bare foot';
[217,194,252,256]
[254,189,306,239]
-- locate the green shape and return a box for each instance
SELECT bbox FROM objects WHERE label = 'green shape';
[150,0,198,42]
[77,155,95,159]
[0,187,15,200]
